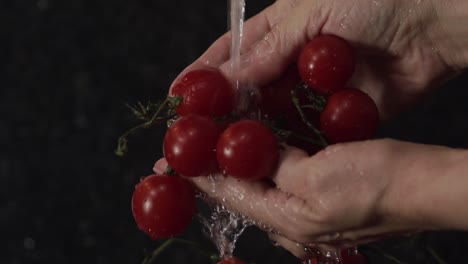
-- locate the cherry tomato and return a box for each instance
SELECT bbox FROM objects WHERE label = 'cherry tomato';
[320,88,379,143]
[170,67,235,117]
[298,35,355,94]
[341,248,369,264]
[260,65,302,120]
[163,114,219,177]
[303,258,318,264]
[303,249,368,264]
[131,174,196,239]
[217,120,279,180]
[217,257,247,264]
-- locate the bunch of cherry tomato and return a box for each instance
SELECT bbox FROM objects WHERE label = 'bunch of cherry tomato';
[127,34,377,264]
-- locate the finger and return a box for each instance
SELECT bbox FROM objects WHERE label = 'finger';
[218,1,330,87]
[188,175,330,243]
[153,158,168,174]
[268,233,312,259]
[270,145,310,195]
[170,0,293,89]
[268,233,340,260]
[348,56,396,120]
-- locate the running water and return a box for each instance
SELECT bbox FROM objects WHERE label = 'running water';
[229,0,245,92]
[197,1,250,258]
[229,0,258,116]
[200,0,349,261]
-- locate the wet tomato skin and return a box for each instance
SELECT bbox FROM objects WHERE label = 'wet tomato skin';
[170,67,235,117]
[340,249,369,264]
[320,88,379,143]
[217,257,247,264]
[298,34,355,95]
[216,120,279,180]
[131,174,196,239]
[163,114,220,177]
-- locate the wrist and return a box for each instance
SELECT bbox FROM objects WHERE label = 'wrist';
[429,0,468,71]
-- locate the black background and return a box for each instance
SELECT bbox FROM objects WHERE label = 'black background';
[2,0,468,263]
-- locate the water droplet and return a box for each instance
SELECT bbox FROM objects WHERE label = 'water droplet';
[290,0,298,8]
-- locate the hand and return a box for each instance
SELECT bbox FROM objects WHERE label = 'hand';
[160,0,468,258]
[172,0,468,120]
[155,139,468,258]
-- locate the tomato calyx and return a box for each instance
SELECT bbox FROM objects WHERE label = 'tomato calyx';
[297,82,327,113]
[164,165,177,176]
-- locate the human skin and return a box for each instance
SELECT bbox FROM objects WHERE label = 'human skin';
[157,0,468,258]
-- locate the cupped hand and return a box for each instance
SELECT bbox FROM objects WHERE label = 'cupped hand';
[159,0,468,258]
[172,0,464,120]
[154,139,465,258]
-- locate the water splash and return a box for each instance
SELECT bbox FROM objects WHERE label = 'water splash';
[198,201,252,258]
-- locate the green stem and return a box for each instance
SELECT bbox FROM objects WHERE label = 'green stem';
[426,245,447,264]
[142,238,215,264]
[291,89,328,147]
[142,239,175,264]
[270,125,324,146]
[115,96,180,156]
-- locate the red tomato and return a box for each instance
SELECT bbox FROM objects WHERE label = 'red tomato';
[171,67,235,117]
[298,35,355,95]
[217,120,279,180]
[341,248,368,264]
[131,174,196,239]
[320,88,379,143]
[303,249,368,264]
[217,257,247,264]
[163,114,219,177]
[260,65,302,120]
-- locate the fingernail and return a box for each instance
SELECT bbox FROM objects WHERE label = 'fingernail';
[153,158,168,174]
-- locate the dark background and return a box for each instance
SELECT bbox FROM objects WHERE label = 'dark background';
[2,0,468,263]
